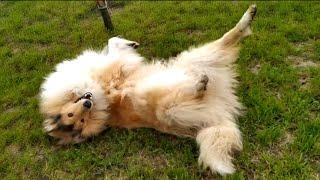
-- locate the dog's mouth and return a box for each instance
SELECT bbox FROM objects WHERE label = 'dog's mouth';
[75,92,93,103]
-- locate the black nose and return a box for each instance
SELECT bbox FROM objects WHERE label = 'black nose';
[83,100,92,108]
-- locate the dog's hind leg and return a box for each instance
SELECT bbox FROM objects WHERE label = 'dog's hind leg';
[196,123,242,175]
[174,4,257,67]
[217,4,257,47]
[194,74,209,98]
[153,74,212,130]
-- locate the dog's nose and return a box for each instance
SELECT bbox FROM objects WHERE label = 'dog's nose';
[83,100,92,109]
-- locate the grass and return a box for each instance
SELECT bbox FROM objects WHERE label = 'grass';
[0,1,319,179]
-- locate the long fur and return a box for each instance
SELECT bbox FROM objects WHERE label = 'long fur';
[39,5,257,175]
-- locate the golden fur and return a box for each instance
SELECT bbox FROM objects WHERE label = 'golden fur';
[39,5,257,175]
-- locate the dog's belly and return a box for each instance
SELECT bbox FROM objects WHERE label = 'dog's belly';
[109,114,197,138]
[107,94,159,129]
[107,97,197,138]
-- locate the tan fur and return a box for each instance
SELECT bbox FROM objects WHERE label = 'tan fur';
[40,5,257,175]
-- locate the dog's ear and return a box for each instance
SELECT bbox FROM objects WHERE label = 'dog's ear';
[57,135,73,145]
[72,134,87,144]
[43,118,58,132]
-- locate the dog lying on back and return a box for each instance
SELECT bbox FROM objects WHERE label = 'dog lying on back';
[39,5,257,175]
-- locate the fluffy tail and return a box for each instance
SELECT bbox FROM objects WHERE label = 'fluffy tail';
[196,123,243,176]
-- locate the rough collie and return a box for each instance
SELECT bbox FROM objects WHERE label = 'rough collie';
[39,5,257,175]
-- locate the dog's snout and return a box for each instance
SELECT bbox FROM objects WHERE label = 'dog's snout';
[83,100,92,109]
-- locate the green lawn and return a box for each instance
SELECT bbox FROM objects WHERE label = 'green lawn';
[0,1,319,179]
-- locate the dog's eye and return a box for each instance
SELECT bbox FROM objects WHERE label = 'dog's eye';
[81,119,84,123]
[68,113,73,117]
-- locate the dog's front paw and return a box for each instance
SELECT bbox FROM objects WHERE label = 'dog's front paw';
[127,42,139,49]
[108,36,140,51]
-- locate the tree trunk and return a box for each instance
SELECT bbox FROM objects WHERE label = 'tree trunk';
[96,0,113,31]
